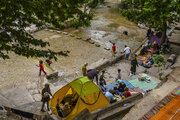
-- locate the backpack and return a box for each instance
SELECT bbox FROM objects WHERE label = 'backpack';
[43,92,50,98]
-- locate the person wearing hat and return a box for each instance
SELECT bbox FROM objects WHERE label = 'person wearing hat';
[99,70,106,85]
[41,83,52,112]
[82,63,88,76]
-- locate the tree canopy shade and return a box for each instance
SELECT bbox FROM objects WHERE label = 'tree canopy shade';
[120,0,180,44]
[0,0,96,60]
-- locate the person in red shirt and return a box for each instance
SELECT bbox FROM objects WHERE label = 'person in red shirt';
[38,60,47,76]
[112,43,116,57]
[124,87,131,97]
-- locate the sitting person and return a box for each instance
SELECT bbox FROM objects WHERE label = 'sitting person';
[123,87,131,97]
[46,59,52,66]
[62,102,71,117]
[118,82,126,92]
[140,45,148,55]
[56,99,64,118]
[114,87,120,96]
[105,89,117,104]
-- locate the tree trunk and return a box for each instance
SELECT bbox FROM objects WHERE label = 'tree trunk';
[160,23,167,45]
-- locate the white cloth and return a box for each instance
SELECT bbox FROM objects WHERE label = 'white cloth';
[124,47,131,54]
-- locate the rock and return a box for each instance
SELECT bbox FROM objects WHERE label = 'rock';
[49,35,61,39]
[88,40,95,44]
[70,34,75,37]
[104,47,110,51]
[46,72,58,80]
[63,32,68,35]
[77,37,82,39]
[0,86,34,106]
[71,30,79,34]
[26,82,37,90]
[33,94,41,102]
[95,44,100,47]
[57,31,62,34]
[44,29,48,31]
[29,89,39,95]
[109,40,115,44]
[49,30,54,32]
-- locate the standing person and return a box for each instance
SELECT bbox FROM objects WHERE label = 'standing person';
[147,28,152,38]
[112,43,116,57]
[123,45,131,60]
[116,69,122,81]
[46,59,52,66]
[85,69,99,85]
[130,56,138,75]
[82,63,88,76]
[99,70,106,85]
[41,84,52,112]
[37,60,47,76]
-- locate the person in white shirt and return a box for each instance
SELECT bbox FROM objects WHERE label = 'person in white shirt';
[124,45,131,60]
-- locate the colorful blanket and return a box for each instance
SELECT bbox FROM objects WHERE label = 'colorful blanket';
[140,86,180,120]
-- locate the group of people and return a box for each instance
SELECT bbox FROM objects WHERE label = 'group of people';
[82,63,133,104]
[104,81,132,104]
[111,43,131,60]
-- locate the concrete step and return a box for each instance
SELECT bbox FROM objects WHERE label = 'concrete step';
[14,101,46,116]
[98,103,134,120]
[0,93,14,107]
[91,93,143,120]
[0,86,34,107]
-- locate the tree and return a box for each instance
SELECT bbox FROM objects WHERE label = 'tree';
[0,0,95,60]
[120,0,180,44]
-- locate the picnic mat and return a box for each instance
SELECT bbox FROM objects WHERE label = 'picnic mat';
[128,75,158,92]
[105,80,134,91]
[140,86,180,120]
[129,87,146,94]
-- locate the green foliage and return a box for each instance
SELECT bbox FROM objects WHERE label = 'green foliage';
[0,0,95,60]
[153,54,166,67]
[120,0,180,31]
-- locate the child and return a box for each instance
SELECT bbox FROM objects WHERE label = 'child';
[46,59,52,66]
[116,69,122,81]
[37,60,47,76]
[112,43,116,57]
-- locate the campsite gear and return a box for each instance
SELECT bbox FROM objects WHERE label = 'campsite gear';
[166,54,176,69]
[49,77,110,120]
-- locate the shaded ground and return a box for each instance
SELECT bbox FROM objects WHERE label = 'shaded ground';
[0,2,146,89]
